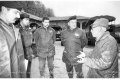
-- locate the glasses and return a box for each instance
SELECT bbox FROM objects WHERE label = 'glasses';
[91,27,96,31]
[90,24,99,30]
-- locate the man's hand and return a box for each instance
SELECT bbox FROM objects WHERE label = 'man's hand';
[76,51,86,63]
[77,51,86,58]
[31,54,36,59]
[77,57,86,63]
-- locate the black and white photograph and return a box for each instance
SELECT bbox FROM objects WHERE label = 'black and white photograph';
[0,0,120,78]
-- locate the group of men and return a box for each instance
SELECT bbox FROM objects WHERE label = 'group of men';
[0,1,55,78]
[0,1,119,78]
[61,16,118,78]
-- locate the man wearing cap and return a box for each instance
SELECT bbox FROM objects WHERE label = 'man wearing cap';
[18,13,34,78]
[77,18,118,78]
[13,12,31,78]
[0,1,24,78]
[61,15,87,78]
[19,13,33,60]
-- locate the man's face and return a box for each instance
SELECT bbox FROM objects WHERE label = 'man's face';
[42,20,49,28]
[91,26,101,37]
[5,8,20,23]
[22,18,30,26]
[68,19,77,30]
[33,26,36,30]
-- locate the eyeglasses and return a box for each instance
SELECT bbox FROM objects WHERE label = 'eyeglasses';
[91,27,96,30]
[90,24,98,30]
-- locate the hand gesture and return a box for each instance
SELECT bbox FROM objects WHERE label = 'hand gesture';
[77,57,86,63]
[77,51,86,59]
[77,51,86,63]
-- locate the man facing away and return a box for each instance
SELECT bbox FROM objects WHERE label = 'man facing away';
[77,18,118,78]
[0,1,25,78]
[34,17,56,78]
[61,15,88,78]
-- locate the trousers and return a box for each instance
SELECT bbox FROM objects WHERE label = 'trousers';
[38,56,54,77]
[65,63,83,78]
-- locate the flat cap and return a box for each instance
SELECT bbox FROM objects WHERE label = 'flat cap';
[20,13,30,19]
[68,15,77,22]
[92,18,109,28]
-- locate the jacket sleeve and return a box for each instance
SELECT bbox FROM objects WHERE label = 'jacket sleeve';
[81,30,88,48]
[60,31,65,45]
[0,29,11,77]
[84,39,118,69]
[52,29,56,44]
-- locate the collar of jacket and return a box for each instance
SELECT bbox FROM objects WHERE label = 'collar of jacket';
[19,24,31,31]
[96,31,110,43]
[0,18,16,40]
[41,25,52,30]
[0,18,13,29]
[68,27,78,32]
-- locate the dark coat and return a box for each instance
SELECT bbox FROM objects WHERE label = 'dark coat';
[34,26,56,58]
[14,26,26,78]
[61,27,88,65]
[20,28,33,60]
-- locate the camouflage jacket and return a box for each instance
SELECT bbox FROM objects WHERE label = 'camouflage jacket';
[34,26,56,58]
[84,31,118,78]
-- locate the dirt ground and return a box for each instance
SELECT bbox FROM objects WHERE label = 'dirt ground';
[30,41,94,78]
[28,41,120,78]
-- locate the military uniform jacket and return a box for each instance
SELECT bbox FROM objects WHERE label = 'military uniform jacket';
[84,31,118,78]
[14,25,27,78]
[20,27,33,60]
[34,26,56,58]
[61,27,88,65]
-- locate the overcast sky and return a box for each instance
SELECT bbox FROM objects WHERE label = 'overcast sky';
[39,0,120,24]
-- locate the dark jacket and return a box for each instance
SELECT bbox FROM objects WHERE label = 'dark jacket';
[20,27,33,60]
[13,26,26,78]
[34,26,56,58]
[84,31,118,78]
[0,19,20,78]
[61,27,88,65]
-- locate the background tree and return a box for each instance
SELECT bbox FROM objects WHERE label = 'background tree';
[46,8,55,17]
[16,1,55,17]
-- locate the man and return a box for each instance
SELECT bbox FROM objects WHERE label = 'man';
[19,13,33,60]
[30,23,39,33]
[13,13,30,78]
[77,18,118,78]
[34,17,56,78]
[18,13,34,78]
[61,16,87,78]
[0,1,24,78]
[30,23,39,57]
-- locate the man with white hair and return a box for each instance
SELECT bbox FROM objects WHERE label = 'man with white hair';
[77,18,118,78]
